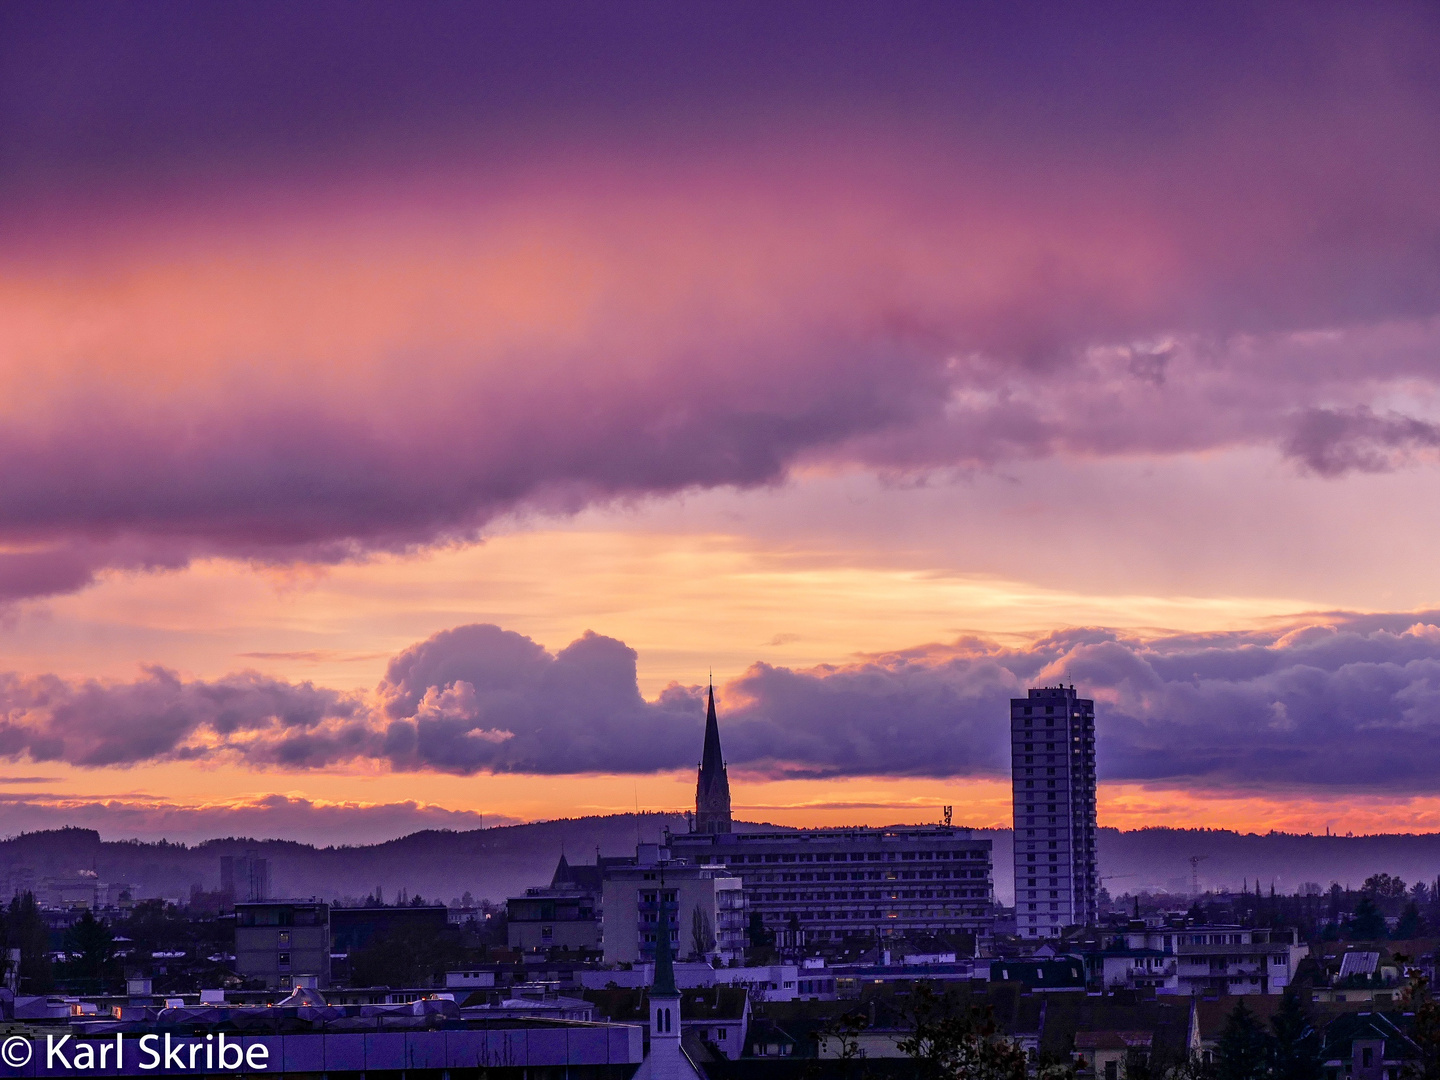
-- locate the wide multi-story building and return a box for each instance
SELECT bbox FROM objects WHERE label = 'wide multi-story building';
[671,824,994,944]
[1011,685,1098,939]
[669,687,994,943]
[1127,924,1309,996]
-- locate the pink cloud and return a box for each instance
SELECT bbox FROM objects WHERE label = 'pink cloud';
[0,6,1435,601]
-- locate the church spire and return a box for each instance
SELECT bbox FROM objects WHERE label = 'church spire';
[694,679,732,834]
[652,883,678,997]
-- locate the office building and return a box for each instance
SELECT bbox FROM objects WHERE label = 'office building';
[1011,685,1098,938]
[672,824,994,944]
[670,687,995,942]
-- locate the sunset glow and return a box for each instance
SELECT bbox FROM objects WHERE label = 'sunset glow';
[2,2,1440,847]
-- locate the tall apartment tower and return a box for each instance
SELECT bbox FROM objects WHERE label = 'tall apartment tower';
[1011,686,1097,939]
[694,684,732,834]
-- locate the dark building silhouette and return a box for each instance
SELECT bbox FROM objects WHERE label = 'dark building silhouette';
[693,683,732,834]
[220,850,270,903]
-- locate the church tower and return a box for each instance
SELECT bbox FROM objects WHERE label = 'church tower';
[634,880,700,1079]
[693,683,732,834]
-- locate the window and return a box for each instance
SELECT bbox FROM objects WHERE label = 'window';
[1362,1049,1373,1068]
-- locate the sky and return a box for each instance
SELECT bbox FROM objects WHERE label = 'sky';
[2,1,1440,846]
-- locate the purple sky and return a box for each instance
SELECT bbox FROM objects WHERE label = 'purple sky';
[1,2,1439,837]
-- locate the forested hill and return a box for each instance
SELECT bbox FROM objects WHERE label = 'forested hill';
[4,819,1440,908]
[1093,827,1440,899]
[0,814,690,905]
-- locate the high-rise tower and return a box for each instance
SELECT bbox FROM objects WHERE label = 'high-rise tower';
[694,683,732,834]
[1010,685,1097,938]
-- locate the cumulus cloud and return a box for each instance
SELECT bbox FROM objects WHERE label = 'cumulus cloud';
[0,668,366,767]
[0,6,1436,599]
[6,617,1440,794]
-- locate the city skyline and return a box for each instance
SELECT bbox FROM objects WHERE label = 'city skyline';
[3,3,1440,842]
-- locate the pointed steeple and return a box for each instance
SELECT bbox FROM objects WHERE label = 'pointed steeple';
[652,887,678,997]
[550,851,572,888]
[694,680,732,834]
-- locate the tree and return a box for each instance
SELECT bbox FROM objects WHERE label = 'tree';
[1395,903,1425,940]
[1363,874,1408,900]
[1270,991,1321,1080]
[1215,1000,1273,1080]
[1401,970,1440,1080]
[690,906,714,959]
[897,982,1028,1080]
[64,910,116,982]
[1347,896,1387,940]
[2,893,54,993]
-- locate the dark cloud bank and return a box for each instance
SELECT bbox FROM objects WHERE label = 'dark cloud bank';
[0,4,1439,601]
[7,616,1440,793]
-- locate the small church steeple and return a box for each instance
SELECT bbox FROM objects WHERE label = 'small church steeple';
[694,680,732,834]
[634,876,700,1080]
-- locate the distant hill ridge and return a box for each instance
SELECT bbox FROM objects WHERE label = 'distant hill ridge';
[4,819,1440,907]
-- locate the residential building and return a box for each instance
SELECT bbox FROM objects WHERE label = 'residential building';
[1011,685,1098,938]
[1087,948,1180,993]
[601,853,746,966]
[507,889,600,951]
[1320,1012,1421,1080]
[234,900,330,990]
[989,955,1088,992]
[1115,924,1309,996]
[504,852,602,952]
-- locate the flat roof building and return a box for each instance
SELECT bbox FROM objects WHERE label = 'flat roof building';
[1011,685,1098,939]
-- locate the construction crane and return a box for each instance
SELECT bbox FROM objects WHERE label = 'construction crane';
[1189,855,1209,897]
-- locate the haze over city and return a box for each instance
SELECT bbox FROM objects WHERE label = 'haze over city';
[3,1,1440,844]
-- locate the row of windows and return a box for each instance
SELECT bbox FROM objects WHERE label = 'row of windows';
[1017,703,1094,716]
[754,888,987,902]
[740,868,986,882]
[760,908,989,922]
[724,850,983,864]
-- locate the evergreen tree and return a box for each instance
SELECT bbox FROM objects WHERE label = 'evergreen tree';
[1348,896,1387,940]
[63,909,115,982]
[1215,1000,1273,1080]
[4,893,54,992]
[1271,991,1321,1080]
[1395,902,1424,940]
